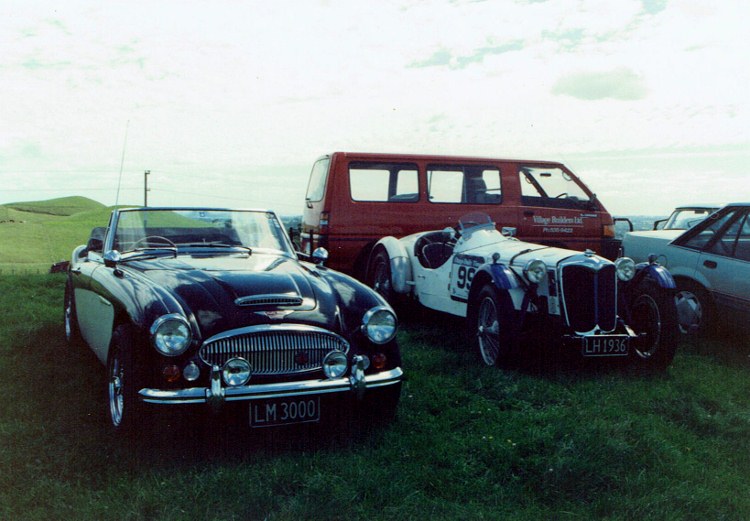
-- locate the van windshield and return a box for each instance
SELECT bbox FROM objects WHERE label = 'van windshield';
[305,158,330,202]
[519,166,593,209]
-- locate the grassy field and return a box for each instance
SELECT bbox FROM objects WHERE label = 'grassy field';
[1,274,749,520]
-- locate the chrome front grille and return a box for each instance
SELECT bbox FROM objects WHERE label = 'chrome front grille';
[199,324,349,375]
[559,259,617,333]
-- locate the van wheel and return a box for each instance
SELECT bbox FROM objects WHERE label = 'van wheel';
[367,248,394,304]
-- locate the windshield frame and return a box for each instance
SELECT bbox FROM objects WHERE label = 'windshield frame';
[104,207,295,258]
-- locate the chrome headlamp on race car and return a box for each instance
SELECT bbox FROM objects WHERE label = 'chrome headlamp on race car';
[361,306,397,344]
[150,314,192,356]
[523,259,547,285]
[615,257,636,281]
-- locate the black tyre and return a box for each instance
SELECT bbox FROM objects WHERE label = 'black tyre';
[107,325,143,434]
[628,282,679,370]
[472,284,518,367]
[367,248,395,304]
[674,280,712,336]
[64,279,82,347]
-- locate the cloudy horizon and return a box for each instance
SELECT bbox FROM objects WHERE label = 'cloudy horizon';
[1,1,747,216]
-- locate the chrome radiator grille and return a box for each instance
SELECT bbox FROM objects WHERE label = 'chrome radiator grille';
[559,261,617,333]
[199,325,349,375]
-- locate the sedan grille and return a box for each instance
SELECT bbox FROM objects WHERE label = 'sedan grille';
[199,324,349,375]
[559,261,617,333]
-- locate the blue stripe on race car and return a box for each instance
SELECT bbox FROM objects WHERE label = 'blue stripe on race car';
[489,264,520,290]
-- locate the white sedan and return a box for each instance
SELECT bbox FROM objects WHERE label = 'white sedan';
[366,212,680,370]
[622,203,750,335]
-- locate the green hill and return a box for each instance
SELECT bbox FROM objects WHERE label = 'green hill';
[0,197,119,273]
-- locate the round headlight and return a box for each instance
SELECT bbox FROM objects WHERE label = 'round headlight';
[523,259,546,284]
[361,306,397,344]
[615,257,636,281]
[150,314,192,356]
[222,357,252,386]
[323,350,348,379]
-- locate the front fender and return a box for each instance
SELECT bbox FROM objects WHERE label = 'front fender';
[372,237,412,294]
[483,263,521,290]
[632,262,676,289]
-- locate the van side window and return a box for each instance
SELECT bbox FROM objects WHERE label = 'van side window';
[349,162,418,202]
[427,166,501,204]
[519,166,592,209]
[306,158,331,202]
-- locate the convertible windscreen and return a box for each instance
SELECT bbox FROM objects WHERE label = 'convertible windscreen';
[112,209,291,254]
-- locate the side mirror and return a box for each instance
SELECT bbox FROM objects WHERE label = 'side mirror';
[311,247,329,266]
[501,227,517,237]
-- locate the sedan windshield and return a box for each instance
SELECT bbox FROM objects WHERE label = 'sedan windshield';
[112,209,292,255]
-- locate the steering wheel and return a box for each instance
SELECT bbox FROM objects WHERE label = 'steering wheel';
[554,192,568,199]
[132,235,177,250]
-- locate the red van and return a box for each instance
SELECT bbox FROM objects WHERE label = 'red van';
[300,152,620,278]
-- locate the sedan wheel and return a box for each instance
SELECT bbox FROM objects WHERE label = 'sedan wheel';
[674,286,708,335]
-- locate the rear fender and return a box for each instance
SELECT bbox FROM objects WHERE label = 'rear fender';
[372,237,412,295]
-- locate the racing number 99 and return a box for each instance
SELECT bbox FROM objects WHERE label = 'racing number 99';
[456,266,476,289]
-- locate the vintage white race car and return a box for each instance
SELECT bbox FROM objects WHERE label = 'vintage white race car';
[366,213,680,369]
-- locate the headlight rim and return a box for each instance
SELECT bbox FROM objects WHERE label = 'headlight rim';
[361,305,398,345]
[615,257,636,282]
[523,259,547,285]
[150,313,192,357]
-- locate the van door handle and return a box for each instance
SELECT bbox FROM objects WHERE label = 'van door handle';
[703,260,717,269]
[523,211,534,217]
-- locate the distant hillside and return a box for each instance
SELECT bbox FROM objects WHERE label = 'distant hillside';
[4,196,105,217]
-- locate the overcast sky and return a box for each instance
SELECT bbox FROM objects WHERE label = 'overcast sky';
[1,0,747,216]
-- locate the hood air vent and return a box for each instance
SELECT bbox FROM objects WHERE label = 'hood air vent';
[235,294,304,307]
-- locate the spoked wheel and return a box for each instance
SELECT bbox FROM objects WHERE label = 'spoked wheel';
[629,283,679,370]
[107,325,142,433]
[367,248,394,304]
[473,285,517,367]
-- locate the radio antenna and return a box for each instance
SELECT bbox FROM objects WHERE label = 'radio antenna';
[114,120,130,206]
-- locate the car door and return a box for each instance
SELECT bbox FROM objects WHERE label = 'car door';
[694,209,750,320]
[74,254,115,364]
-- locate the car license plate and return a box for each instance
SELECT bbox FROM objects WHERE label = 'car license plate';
[249,396,321,428]
[582,335,629,357]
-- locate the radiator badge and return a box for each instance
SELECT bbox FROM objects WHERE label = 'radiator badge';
[255,310,294,320]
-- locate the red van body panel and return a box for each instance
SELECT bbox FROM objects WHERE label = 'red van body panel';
[301,152,617,276]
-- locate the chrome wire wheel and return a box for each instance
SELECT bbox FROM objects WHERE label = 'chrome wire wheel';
[631,293,661,358]
[108,347,125,428]
[477,295,500,366]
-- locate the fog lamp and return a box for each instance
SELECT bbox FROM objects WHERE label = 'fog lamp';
[323,351,348,379]
[162,364,181,383]
[222,357,252,386]
[183,361,200,382]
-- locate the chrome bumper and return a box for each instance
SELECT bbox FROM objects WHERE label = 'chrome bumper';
[138,362,403,407]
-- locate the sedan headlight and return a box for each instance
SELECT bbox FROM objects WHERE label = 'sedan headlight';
[150,314,192,356]
[361,306,397,344]
[615,257,636,281]
[523,259,547,284]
